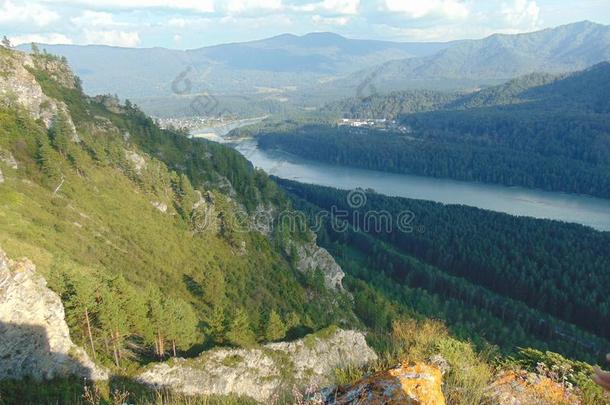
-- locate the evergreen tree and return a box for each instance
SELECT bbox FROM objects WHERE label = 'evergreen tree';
[164,298,199,357]
[144,286,167,359]
[226,308,256,347]
[265,310,287,342]
[61,273,100,360]
[205,304,226,344]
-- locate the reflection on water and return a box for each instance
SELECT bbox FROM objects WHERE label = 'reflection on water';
[233,139,610,231]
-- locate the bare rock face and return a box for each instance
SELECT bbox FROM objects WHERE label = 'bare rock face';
[137,328,377,403]
[0,248,108,381]
[324,362,446,405]
[0,50,77,134]
[292,235,345,291]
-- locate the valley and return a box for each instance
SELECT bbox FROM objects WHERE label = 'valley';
[2,12,610,405]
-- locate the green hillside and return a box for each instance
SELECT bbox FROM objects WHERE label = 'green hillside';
[0,48,352,373]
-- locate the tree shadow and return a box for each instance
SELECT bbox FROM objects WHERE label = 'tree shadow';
[0,321,94,381]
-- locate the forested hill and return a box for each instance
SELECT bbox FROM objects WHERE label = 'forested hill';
[332,20,610,93]
[324,62,610,119]
[277,178,610,363]
[0,46,355,373]
[260,63,610,198]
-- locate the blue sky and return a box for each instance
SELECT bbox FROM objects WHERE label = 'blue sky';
[2,0,610,48]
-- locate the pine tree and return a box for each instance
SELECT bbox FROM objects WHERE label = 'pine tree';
[265,310,287,342]
[226,308,256,347]
[145,287,167,359]
[1,36,10,48]
[98,285,129,367]
[205,304,226,344]
[48,114,71,156]
[35,138,62,187]
[62,273,101,360]
[164,298,199,357]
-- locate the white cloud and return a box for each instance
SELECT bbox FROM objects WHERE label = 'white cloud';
[83,29,140,47]
[49,0,215,13]
[71,10,117,28]
[501,0,540,29]
[298,0,360,15]
[9,33,73,45]
[225,0,283,13]
[383,0,469,20]
[312,15,350,26]
[0,0,60,27]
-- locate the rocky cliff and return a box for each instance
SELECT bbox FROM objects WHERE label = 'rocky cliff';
[137,328,376,403]
[0,248,107,381]
[289,234,345,291]
[0,49,77,137]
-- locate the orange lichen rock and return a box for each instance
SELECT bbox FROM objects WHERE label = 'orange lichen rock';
[486,370,581,405]
[328,362,445,404]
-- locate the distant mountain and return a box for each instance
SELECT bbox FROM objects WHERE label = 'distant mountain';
[19,33,450,116]
[335,21,610,93]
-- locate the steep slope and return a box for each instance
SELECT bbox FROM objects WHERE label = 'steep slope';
[0,46,356,380]
[336,21,610,92]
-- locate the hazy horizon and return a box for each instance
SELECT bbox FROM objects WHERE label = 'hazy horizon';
[3,0,610,49]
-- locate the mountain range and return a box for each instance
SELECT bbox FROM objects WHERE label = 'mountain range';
[18,21,610,117]
[338,20,610,94]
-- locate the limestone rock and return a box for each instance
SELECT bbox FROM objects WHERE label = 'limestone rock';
[0,50,77,133]
[0,148,18,170]
[292,235,345,291]
[0,248,108,381]
[324,362,446,405]
[151,201,168,213]
[486,370,581,405]
[125,149,147,174]
[137,329,376,403]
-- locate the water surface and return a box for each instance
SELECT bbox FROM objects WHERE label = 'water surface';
[233,140,610,231]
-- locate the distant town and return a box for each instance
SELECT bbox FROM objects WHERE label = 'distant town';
[155,115,238,132]
[338,118,412,133]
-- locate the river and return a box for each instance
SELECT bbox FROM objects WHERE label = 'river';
[191,126,610,231]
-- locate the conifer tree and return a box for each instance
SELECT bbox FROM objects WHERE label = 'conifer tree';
[164,298,199,357]
[265,309,287,342]
[226,308,256,347]
[62,273,100,360]
[205,304,226,344]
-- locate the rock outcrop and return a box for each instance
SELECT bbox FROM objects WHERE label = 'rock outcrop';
[0,248,108,381]
[137,328,376,403]
[290,234,345,291]
[323,362,446,405]
[486,370,581,405]
[0,50,76,134]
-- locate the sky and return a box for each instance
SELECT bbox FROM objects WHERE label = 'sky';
[2,0,610,49]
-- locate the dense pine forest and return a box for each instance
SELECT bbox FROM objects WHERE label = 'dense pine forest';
[277,179,610,363]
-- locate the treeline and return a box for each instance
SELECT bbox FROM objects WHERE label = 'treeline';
[322,89,462,120]
[261,64,610,198]
[277,179,610,362]
[51,268,305,366]
[258,120,610,198]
